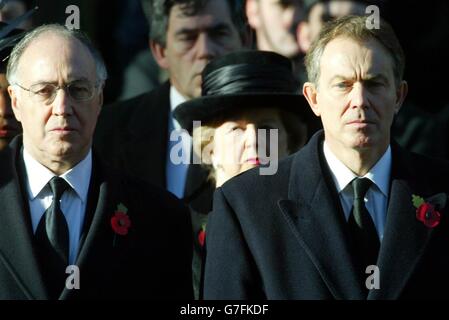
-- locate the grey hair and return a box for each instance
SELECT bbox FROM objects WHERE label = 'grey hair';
[6,24,108,86]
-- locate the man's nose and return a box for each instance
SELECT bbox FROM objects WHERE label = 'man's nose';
[196,33,216,60]
[51,88,73,115]
[350,83,370,109]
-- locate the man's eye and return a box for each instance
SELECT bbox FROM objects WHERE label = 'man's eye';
[211,29,230,38]
[365,81,384,88]
[335,82,350,89]
[34,85,54,96]
[179,34,196,42]
[71,85,89,93]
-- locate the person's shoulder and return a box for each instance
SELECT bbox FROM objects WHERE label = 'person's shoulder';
[100,82,170,123]
[109,165,185,210]
[407,150,449,175]
[394,143,449,188]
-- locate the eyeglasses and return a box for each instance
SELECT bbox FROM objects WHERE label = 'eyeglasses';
[14,80,99,103]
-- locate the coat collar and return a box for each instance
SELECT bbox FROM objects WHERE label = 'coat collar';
[278,131,365,299]
[278,131,439,299]
[0,137,48,299]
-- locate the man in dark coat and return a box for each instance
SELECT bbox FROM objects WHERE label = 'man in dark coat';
[94,0,248,202]
[0,24,192,300]
[203,16,449,299]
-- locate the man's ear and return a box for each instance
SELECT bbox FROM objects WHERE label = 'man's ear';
[394,80,408,114]
[303,82,321,117]
[7,85,21,122]
[246,0,261,29]
[296,21,312,54]
[150,40,169,69]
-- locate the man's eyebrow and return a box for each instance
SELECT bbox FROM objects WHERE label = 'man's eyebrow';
[175,23,231,36]
[329,74,390,82]
[30,77,91,85]
[329,75,352,83]
[364,74,389,83]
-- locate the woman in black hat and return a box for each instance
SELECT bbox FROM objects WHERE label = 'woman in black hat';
[175,50,313,187]
[174,50,314,298]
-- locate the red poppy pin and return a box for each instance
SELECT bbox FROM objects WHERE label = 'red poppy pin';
[198,223,206,247]
[111,203,131,236]
[413,195,441,228]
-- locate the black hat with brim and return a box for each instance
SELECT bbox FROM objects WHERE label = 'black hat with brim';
[0,6,38,72]
[0,22,25,71]
[174,50,314,133]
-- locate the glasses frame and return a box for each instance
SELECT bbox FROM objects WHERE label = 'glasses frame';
[13,80,100,104]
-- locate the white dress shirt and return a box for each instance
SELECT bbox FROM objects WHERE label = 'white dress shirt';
[322,142,391,241]
[166,85,192,198]
[23,147,92,265]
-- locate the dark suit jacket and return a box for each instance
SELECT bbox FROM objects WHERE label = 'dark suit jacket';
[0,137,193,300]
[203,131,449,299]
[94,83,214,299]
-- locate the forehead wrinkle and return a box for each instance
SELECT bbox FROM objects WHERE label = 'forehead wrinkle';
[18,34,96,85]
[321,37,393,85]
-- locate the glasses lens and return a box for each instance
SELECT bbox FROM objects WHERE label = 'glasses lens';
[68,81,94,101]
[29,83,57,102]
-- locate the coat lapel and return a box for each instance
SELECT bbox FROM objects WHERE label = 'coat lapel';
[59,156,115,299]
[368,145,435,300]
[278,132,365,299]
[0,139,48,299]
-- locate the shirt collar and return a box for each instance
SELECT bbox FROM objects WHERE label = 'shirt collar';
[22,147,92,203]
[323,141,391,197]
[170,85,188,130]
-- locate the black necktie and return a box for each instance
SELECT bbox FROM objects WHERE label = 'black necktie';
[348,178,380,279]
[35,176,70,299]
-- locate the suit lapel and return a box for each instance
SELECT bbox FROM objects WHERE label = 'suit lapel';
[60,156,114,299]
[0,138,48,299]
[369,145,434,300]
[278,132,365,299]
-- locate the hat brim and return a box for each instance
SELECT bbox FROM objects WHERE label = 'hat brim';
[174,93,315,133]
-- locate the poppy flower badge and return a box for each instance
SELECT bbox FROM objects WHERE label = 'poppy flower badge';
[412,194,446,228]
[198,223,206,247]
[111,203,131,244]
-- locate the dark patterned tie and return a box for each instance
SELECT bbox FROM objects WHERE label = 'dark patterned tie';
[35,176,70,299]
[348,178,380,282]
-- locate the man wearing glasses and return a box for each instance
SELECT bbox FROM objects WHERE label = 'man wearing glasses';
[0,24,193,300]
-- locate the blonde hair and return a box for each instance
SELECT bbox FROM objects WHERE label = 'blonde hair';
[192,124,217,182]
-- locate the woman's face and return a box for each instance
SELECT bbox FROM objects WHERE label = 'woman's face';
[211,108,289,187]
[0,73,21,150]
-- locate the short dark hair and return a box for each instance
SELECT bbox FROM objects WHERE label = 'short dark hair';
[305,15,405,87]
[148,0,247,46]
